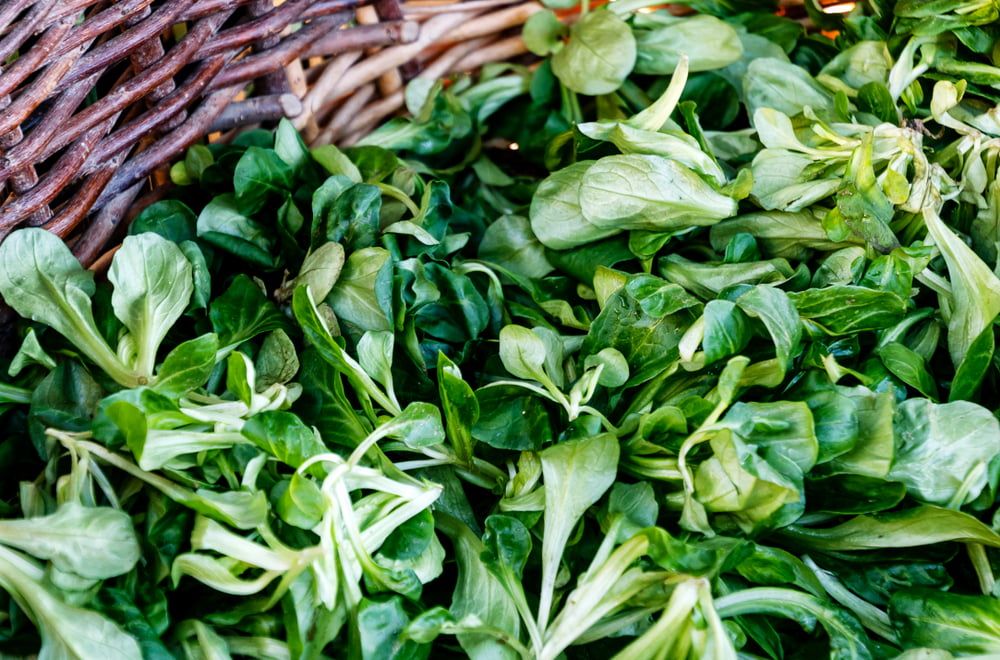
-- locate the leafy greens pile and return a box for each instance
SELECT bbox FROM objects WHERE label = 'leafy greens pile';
[4,0,1000,657]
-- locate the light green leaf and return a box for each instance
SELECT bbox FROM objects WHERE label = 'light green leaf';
[551,10,636,96]
[479,215,554,279]
[155,333,219,397]
[0,228,135,386]
[0,545,143,660]
[890,589,1000,656]
[328,247,394,334]
[529,161,616,250]
[579,155,737,233]
[538,434,619,628]
[0,503,139,579]
[888,399,1000,506]
[923,208,1000,366]
[744,58,833,117]
[634,13,742,74]
[292,242,345,304]
[8,328,56,377]
[523,9,566,57]
[781,505,1000,551]
[438,516,521,660]
[358,331,396,397]
[499,325,549,383]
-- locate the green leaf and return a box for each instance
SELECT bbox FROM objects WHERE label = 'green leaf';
[179,240,211,310]
[744,58,833,117]
[702,299,751,364]
[108,233,194,378]
[583,274,699,385]
[661,255,796,300]
[255,329,300,390]
[716,587,873,660]
[8,328,56,377]
[806,474,906,515]
[482,514,532,581]
[579,155,737,234]
[274,118,309,171]
[876,343,938,399]
[291,242,345,303]
[358,596,423,660]
[888,398,1000,506]
[94,587,174,660]
[295,348,371,447]
[276,473,324,529]
[358,85,473,155]
[523,10,566,57]
[197,194,277,267]
[29,362,103,451]
[499,325,549,383]
[695,423,807,534]
[0,503,140,579]
[0,546,143,660]
[438,516,521,660]
[735,285,802,375]
[381,401,446,449]
[836,134,899,254]
[241,411,327,469]
[0,228,135,387]
[328,247,394,334]
[781,505,1000,551]
[584,347,629,388]
[234,146,294,210]
[130,200,197,243]
[890,589,1000,655]
[472,385,552,451]
[478,214,554,280]
[604,481,659,541]
[923,208,1000,366]
[551,10,636,96]
[437,353,478,464]
[210,275,286,352]
[858,81,898,123]
[358,331,396,397]
[634,13,743,74]
[711,211,856,260]
[530,161,613,250]
[828,385,896,479]
[312,144,363,182]
[155,333,220,397]
[184,144,214,182]
[292,286,399,415]
[788,286,908,335]
[950,324,994,402]
[538,434,619,626]
[226,350,256,406]
[326,183,382,251]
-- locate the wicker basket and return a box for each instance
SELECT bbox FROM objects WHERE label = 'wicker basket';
[0,0,820,270]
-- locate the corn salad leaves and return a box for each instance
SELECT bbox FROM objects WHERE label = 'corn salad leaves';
[3,1,1000,657]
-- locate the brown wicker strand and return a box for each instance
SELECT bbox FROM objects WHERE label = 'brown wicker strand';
[49,0,156,62]
[3,11,232,175]
[0,0,58,63]
[60,0,199,89]
[92,84,245,210]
